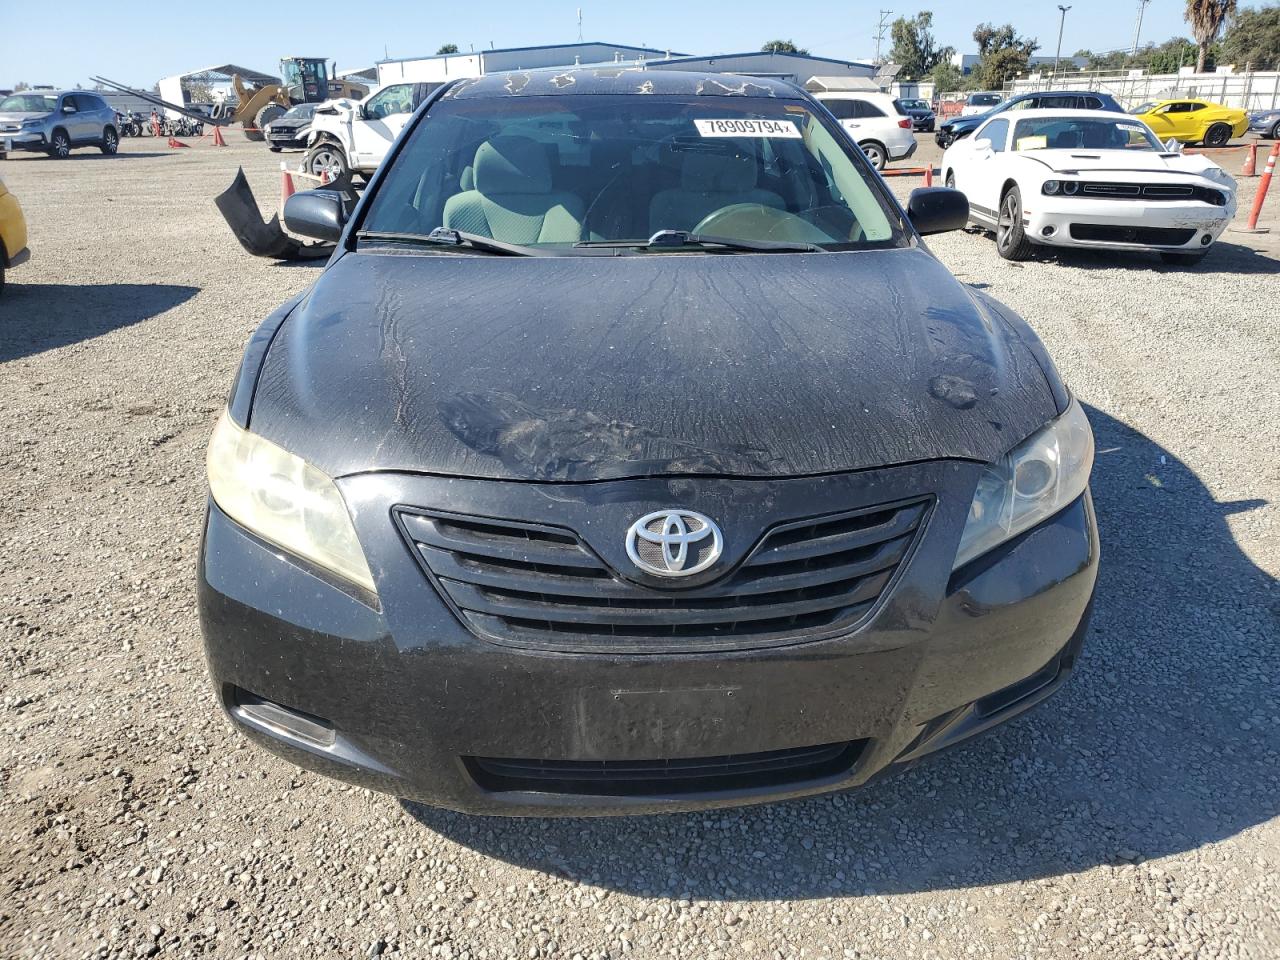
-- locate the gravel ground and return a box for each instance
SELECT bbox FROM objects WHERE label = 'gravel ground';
[1,133,1278,960]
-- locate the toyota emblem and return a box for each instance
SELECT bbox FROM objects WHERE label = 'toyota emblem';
[625,510,724,578]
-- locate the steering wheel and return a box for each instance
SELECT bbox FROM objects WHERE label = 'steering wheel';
[692,203,836,244]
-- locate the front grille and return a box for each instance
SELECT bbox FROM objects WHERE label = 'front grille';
[396,498,928,653]
[466,740,867,796]
[1068,223,1196,246]
[1077,182,1225,205]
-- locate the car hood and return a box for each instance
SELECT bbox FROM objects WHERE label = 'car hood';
[0,111,49,122]
[248,247,1059,482]
[1023,149,1230,178]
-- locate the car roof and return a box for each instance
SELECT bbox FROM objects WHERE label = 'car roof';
[441,67,804,101]
[814,90,893,100]
[983,108,1143,121]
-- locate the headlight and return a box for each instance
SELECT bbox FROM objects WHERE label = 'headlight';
[21,118,44,128]
[1062,181,1080,196]
[953,399,1094,570]
[207,409,375,593]
[1042,180,1061,195]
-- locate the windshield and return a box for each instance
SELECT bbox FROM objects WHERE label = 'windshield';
[283,103,318,120]
[969,94,1002,107]
[0,93,58,113]
[899,99,929,111]
[1012,117,1164,151]
[1131,102,1157,114]
[359,93,905,253]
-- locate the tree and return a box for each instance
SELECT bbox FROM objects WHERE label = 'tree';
[1220,5,1280,67]
[971,23,1039,88]
[436,43,460,55]
[1185,0,1237,72]
[14,81,30,92]
[930,59,963,93]
[761,39,809,55]
[889,11,955,79]
[1148,36,1201,73]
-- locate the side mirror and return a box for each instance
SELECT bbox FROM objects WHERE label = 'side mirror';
[283,189,348,242]
[907,187,969,236]
[62,104,75,114]
[1164,137,1183,153]
[973,139,993,154]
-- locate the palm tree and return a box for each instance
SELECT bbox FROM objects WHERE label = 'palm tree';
[1184,0,1237,72]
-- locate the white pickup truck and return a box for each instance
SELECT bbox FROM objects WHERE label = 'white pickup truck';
[304,81,440,180]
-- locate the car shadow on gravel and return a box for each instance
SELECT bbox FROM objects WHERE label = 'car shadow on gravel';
[403,404,1277,900]
[0,283,199,362]
[1029,240,1278,276]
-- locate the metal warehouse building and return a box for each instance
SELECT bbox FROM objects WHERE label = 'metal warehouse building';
[375,42,876,89]
[375,42,681,87]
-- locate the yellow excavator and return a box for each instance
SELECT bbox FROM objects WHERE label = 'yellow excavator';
[232,57,369,141]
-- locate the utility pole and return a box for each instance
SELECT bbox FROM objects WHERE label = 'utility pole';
[577,8,583,43]
[1131,0,1151,56]
[1055,5,1071,77]
[874,10,893,64]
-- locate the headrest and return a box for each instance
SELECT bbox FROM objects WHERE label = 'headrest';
[474,136,552,194]
[459,165,474,190]
[681,149,758,193]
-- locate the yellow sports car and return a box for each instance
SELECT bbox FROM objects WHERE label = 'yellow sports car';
[0,175,30,296]
[1134,99,1248,147]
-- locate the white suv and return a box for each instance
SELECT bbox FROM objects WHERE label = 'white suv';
[813,92,917,170]
[304,82,439,179]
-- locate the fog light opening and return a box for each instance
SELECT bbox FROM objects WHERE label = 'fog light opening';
[1041,225,1056,237]
[1200,233,1213,246]
[231,686,336,746]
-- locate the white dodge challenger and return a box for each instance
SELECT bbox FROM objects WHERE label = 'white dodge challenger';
[941,109,1237,265]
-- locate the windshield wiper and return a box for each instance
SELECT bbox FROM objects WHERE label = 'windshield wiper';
[355,228,541,257]
[575,229,823,253]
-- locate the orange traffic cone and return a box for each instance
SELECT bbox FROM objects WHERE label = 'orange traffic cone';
[924,165,934,187]
[212,125,226,147]
[319,168,330,185]
[1242,141,1258,177]
[280,162,296,208]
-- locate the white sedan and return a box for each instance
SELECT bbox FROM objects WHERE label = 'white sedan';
[942,109,1237,264]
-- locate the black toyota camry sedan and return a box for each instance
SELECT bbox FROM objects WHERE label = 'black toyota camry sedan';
[199,68,1098,816]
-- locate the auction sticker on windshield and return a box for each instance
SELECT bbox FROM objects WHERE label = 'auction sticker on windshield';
[694,118,802,138]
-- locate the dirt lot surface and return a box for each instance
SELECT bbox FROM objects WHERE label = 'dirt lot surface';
[1,133,1278,960]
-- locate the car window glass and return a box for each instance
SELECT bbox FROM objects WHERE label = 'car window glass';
[858,100,886,119]
[60,96,78,113]
[361,94,906,252]
[822,99,855,120]
[1081,97,1102,109]
[1186,103,1205,112]
[977,117,1009,151]
[365,85,413,121]
[1008,99,1035,111]
[1012,117,1161,151]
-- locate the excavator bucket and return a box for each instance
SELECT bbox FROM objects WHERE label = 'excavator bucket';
[214,167,333,260]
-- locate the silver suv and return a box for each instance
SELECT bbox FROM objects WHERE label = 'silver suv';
[0,90,119,159]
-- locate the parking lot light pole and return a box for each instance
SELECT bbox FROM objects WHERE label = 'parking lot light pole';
[1055,5,1072,78]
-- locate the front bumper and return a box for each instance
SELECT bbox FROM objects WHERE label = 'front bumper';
[267,131,309,150]
[199,464,1099,816]
[1024,197,1235,252]
[1,131,47,153]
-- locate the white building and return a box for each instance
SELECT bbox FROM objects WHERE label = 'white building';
[376,42,681,87]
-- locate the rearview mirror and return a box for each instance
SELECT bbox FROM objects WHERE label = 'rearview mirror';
[906,187,969,236]
[283,189,348,242]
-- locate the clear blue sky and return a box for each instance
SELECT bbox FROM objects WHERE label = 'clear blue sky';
[2,0,1196,89]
